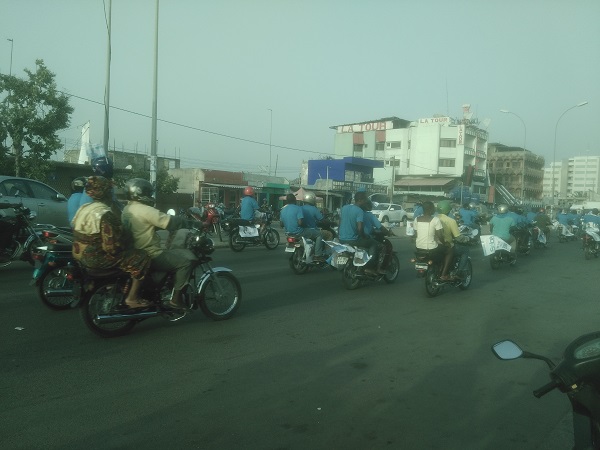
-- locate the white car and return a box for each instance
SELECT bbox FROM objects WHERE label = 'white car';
[371,202,408,225]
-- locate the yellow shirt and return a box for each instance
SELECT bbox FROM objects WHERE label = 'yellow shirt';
[438,213,460,247]
[122,201,171,258]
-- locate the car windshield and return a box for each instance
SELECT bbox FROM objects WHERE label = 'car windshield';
[373,203,389,210]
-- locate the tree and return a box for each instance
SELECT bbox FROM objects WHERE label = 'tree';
[0,60,73,179]
[125,166,180,195]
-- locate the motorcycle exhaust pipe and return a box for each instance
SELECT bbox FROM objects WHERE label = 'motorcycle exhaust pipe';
[95,310,159,324]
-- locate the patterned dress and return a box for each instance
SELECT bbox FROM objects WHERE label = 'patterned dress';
[72,201,150,280]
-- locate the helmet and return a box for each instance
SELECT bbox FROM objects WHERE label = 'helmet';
[468,202,477,209]
[303,191,316,205]
[91,156,114,178]
[497,204,509,214]
[437,200,452,214]
[125,178,155,205]
[185,233,214,255]
[71,176,87,193]
[244,186,255,196]
[539,207,546,213]
[593,208,599,215]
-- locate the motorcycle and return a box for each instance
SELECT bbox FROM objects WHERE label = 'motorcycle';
[327,233,400,290]
[413,231,475,297]
[555,220,577,243]
[228,211,280,252]
[492,333,600,450]
[582,224,600,260]
[182,206,223,242]
[512,224,533,255]
[285,234,334,274]
[480,234,516,269]
[31,242,78,310]
[531,221,548,249]
[76,228,242,338]
[0,202,45,268]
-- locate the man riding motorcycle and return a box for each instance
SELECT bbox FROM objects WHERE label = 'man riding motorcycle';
[489,204,517,260]
[437,200,469,280]
[121,178,197,310]
[300,191,330,260]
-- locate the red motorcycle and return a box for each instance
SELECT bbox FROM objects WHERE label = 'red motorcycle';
[186,205,223,242]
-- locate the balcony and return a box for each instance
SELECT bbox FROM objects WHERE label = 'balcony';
[464,147,476,156]
[476,151,486,159]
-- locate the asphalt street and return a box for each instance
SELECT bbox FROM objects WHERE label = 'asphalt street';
[1,229,598,450]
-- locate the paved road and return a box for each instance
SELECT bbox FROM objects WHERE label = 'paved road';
[1,232,597,449]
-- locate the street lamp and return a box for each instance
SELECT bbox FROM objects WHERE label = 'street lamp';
[268,108,273,176]
[552,101,588,205]
[500,109,527,202]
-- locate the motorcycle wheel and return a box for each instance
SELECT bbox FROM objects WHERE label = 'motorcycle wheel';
[38,267,74,310]
[229,230,246,252]
[342,261,361,290]
[198,272,241,320]
[80,283,135,338]
[290,248,309,274]
[425,266,441,297]
[383,254,400,284]
[585,246,594,260]
[490,254,501,270]
[263,229,280,250]
[458,259,473,290]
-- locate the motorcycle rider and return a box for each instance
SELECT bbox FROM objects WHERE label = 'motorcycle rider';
[299,191,328,260]
[121,178,197,310]
[67,177,87,224]
[78,156,122,214]
[459,202,479,227]
[0,204,17,262]
[412,200,424,219]
[583,208,600,228]
[413,201,445,261]
[489,204,517,259]
[240,186,265,233]
[339,191,384,274]
[534,207,552,243]
[437,200,468,280]
[71,176,152,309]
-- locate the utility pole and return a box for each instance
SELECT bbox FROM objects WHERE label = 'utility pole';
[103,0,112,156]
[389,156,395,203]
[150,0,159,188]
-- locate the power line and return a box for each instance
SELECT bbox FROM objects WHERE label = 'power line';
[60,90,333,157]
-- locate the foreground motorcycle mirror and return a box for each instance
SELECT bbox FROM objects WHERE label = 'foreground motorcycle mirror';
[492,340,523,360]
[167,209,175,216]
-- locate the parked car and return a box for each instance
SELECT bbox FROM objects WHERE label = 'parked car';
[405,207,414,220]
[0,176,69,227]
[371,202,408,225]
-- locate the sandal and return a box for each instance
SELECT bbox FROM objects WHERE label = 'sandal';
[124,298,151,309]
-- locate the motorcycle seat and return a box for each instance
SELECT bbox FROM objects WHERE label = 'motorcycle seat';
[83,267,124,279]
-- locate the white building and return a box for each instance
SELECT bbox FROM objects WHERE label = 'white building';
[330,115,489,199]
[543,155,600,205]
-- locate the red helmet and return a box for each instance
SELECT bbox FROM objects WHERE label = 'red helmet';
[244,186,255,196]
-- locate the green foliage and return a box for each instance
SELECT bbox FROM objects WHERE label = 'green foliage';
[0,60,73,179]
[124,167,180,195]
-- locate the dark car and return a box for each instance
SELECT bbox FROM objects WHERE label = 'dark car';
[0,176,68,227]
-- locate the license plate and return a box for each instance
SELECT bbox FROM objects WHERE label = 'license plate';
[415,263,428,270]
[285,246,295,253]
[336,256,348,266]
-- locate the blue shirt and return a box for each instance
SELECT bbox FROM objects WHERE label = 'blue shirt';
[67,192,83,224]
[526,212,537,222]
[240,196,259,221]
[363,211,382,237]
[280,204,304,234]
[583,214,600,227]
[557,213,570,225]
[301,204,323,229]
[338,204,364,241]
[459,208,477,226]
[507,211,527,227]
[490,213,516,241]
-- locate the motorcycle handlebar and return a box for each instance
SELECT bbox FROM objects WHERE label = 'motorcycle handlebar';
[533,379,560,398]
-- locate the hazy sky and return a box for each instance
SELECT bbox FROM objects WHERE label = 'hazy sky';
[1,0,599,179]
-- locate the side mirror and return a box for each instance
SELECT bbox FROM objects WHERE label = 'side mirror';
[56,194,67,202]
[492,340,523,360]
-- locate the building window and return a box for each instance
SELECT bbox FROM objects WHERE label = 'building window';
[439,158,456,167]
[386,159,400,167]
[440,139,456,148]
[375,142,384,150]
[387,141,401,149]
[353,144,363,156]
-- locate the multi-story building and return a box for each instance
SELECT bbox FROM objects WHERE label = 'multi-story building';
[330,114,489,201]
[487,143,545,202]
[543,156,600,205]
